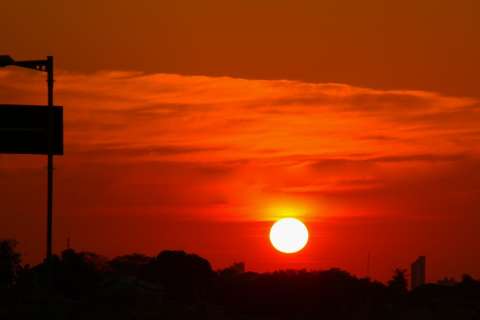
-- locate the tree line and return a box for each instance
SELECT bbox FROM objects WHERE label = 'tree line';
[1,239,479,319]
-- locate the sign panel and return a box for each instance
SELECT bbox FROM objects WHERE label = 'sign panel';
[0,104,63,155]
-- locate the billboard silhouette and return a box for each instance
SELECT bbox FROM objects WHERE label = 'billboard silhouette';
[0,104,63,155]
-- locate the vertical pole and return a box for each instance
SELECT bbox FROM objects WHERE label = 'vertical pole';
[367,252,371,278]
[46,56,54,263]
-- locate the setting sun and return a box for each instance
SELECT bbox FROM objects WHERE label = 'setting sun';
[269,218,309,254]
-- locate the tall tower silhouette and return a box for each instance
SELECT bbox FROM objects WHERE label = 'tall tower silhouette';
[411,256,426,289]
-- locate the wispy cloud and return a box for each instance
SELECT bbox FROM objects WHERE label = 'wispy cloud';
[0,69,479,223]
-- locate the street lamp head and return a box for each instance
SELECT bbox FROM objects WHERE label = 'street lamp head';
[0,55,50,72]
[0,55,14,67]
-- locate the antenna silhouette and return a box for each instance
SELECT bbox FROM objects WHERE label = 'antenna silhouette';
[367,252,371,278]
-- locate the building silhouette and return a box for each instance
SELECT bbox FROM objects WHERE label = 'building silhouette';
[411,256,426,289]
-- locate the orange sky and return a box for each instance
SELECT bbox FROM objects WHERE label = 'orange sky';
[1,0,479,281]
[2,0,479,96]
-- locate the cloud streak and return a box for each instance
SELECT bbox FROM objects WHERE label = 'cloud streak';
[1,70,479,216]
[1,70,480,278]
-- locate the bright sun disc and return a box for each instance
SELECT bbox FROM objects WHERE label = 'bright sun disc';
[269,218,309,254]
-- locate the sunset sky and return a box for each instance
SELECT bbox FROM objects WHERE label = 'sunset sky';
[1,0,479,281]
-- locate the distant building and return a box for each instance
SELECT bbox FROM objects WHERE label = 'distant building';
[411,256,426,289]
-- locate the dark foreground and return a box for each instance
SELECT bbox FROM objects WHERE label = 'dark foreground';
[1,241,479,319]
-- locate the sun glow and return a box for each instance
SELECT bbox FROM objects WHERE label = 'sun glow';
[269,218,309,254]
[264,201,312,221]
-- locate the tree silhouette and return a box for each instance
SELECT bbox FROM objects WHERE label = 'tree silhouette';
[145,250,214,302]
[2,244,480,319]
[218,262,245,278]
[388,268,408,294]
[109,253,152,277]
[0,239,21,289]
[55,249,107,297]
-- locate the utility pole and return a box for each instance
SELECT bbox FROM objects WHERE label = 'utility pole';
[46,56,54,262]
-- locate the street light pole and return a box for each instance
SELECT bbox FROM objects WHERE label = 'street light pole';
[0,55,56,264]
[46,56,54,262]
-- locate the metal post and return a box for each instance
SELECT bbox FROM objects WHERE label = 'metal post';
[46,56,54,262]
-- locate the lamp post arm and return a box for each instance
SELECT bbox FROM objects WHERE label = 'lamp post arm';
[13,60,49,72]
